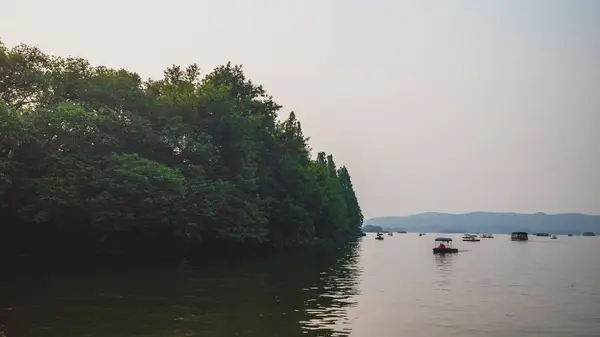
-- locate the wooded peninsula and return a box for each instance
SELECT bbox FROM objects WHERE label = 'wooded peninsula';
[0,42,363,260]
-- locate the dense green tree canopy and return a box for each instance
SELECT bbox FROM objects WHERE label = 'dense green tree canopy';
[0,41,363,258]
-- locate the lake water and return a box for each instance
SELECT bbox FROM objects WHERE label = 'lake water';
[1,234,599,337]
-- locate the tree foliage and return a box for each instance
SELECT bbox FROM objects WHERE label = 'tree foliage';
[0,41,363,258]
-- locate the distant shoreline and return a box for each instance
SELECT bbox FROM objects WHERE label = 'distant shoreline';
[364,212,600,235]
[369,211,600,219]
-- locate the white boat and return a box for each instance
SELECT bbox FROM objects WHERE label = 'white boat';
[462,234,480,242]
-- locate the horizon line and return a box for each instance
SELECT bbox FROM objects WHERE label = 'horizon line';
[367,211,600,219]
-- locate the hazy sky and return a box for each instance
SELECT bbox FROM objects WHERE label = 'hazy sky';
[1,0,599,218]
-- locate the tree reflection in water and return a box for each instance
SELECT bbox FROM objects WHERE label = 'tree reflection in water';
[1,243,362,337]
[297,242,362,336]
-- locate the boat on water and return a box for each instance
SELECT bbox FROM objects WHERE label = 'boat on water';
[536,233,550,237]
[462,234,480,242]
[551,235,557,239]
[480,234,494,238]
[433,237,458,254]
[388,232,393,236]
[582,232,596,237]
[375,233,384,240]
[568,234,573,237]
[511,232,529,241]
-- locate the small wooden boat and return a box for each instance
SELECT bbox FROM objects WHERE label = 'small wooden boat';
[551,235,557,239]
[511,232,529,241]
[433,237,458,254]
[375,233,384,240]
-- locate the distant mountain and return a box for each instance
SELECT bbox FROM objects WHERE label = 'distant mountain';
[362,225,383,233]
[364,212,600,235]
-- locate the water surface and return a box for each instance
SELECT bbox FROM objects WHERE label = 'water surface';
[1,234,599,336]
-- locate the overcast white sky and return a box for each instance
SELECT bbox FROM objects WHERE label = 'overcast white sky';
[1,0,599,218]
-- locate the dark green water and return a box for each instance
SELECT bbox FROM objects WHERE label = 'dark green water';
[1,234,599,337]
[0,244,361,337]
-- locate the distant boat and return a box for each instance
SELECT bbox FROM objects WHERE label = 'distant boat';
[397,230,407,234]
[568,234,573,237]
[480,234,494,238]
[582,232,596,237]
[433,237,458,254]
[551,234,557,239]
[387,232,393,236]
[536,233,550,237]
[511,232,529,241]
[375,233,384,240]
[462,234,480,242]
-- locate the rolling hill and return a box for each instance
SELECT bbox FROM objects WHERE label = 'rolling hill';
[364,212,600,234]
